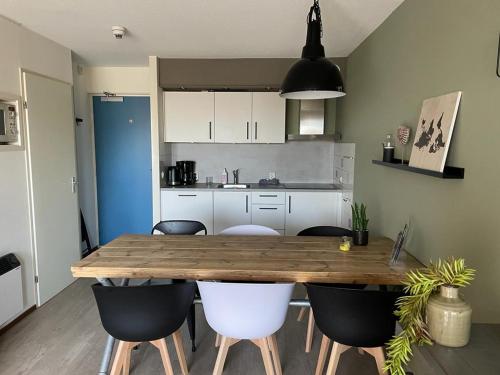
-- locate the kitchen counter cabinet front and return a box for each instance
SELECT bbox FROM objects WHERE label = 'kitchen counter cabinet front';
[160,190,214,234]
[285,191,340,235]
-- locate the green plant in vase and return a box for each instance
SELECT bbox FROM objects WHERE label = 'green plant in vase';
[351,202,369,245]
[385,258,475,375]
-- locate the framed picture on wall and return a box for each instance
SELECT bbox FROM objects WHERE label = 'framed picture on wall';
[409,91,462,172]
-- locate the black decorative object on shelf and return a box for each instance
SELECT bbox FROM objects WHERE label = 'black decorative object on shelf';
[372,159,464,179]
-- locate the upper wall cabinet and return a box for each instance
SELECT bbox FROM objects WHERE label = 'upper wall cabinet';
[252,92,285,143]
[214,92,252,143]
[164,92,215,143]
[163,91,285,144]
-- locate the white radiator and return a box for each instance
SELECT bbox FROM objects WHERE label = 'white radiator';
[0,253,23,326]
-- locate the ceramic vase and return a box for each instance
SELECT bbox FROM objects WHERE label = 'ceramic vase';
[352,230,369,246]
[426,285,472,347]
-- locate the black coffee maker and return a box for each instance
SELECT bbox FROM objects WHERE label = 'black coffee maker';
[176,160,196,185]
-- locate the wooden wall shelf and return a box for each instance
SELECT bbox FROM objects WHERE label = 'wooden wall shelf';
[372,159,464,179]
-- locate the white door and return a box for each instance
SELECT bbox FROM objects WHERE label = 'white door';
[214,92,252,143]
[285,192,340,235]
[164,92,214,143]
[23,72,80,305]
[251,92,286,143]
[161,190,214,234]
[213,191,251,234]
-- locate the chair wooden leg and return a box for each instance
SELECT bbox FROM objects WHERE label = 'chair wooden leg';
[215,333,221,347]
[122,342,136,375]
[305,308,315,353]
[110,340,127,375]
[297,293,308,321]
[257,338,275,375]
[268,335,282,375]
[325,342,349,375]
[213,336,231,375]
[361,347,387,375]
[151,339,174,375]
[315,335,331,375]
[172,330,189,375]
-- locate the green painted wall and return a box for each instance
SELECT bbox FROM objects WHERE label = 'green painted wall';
[337,0,500,322]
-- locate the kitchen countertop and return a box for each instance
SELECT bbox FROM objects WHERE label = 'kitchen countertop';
[161,182,350,192]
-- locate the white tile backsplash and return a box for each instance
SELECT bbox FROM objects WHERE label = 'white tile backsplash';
[164,141,337,183]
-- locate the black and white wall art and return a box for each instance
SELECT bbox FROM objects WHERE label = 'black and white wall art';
[409,91,462,172]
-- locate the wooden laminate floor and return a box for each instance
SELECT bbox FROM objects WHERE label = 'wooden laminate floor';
[0,279,382,375]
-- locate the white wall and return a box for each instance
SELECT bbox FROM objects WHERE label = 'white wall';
[0,15,72,321]
[85,66,149,94]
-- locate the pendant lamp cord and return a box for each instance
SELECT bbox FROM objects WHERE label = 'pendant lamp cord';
[308,0,323,37]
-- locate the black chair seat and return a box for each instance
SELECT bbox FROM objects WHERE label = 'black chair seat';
[305,283,400,348]
[92,283,196,342]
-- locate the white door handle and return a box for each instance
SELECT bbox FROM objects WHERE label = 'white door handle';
[71,177,78,193]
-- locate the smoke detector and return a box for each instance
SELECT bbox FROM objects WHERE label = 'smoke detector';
[111,26,126,39]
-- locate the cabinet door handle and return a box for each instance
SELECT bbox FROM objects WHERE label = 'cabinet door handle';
[288,196,292,213]
[259,207,278,210]
[246,195,249,213]
[259,194,278,198]
[209,121,212,139]
[246,122,249,140]
[178,194,197,197]
[254,122,258,140]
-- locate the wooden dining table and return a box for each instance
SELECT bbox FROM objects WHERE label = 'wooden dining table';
[71,234,424,375]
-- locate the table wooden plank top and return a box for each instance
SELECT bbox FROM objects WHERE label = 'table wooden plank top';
[71,234,424,284]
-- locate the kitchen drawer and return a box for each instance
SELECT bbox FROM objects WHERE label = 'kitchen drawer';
[252,204,285,230]
[251,191,285,205]
[161,190,214,234]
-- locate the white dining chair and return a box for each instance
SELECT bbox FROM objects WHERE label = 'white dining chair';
[197,281,294,375]
[219,224,280,236]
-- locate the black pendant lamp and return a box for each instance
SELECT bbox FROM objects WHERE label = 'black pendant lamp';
[280,0,345,99]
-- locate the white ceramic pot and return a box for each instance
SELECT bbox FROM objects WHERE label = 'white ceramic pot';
[426,285,472,347]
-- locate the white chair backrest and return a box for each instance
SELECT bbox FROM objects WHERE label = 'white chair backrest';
[219,224,280,236]
[197,281,294,340]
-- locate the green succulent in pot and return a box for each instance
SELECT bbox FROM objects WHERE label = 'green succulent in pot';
[384,258,475,375]
[351,202,369,245]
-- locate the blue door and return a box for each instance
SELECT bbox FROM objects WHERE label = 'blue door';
[93,96,152,245]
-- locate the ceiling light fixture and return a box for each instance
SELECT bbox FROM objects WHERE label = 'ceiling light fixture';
[280,0,345,100]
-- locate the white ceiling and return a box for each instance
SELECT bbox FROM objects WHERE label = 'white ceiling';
[0,0,404,66]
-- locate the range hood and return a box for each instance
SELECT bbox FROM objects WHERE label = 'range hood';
[286,99,338,141]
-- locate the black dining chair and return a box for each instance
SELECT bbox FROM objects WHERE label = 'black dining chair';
[92,282,196,375]
[151,220,207,235]
[297,225,359,353]
[305,283,401,375]
[297,226,352,237]
[151,220,207,352]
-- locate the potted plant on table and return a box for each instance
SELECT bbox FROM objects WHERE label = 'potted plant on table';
[385,258,475,375]
[351,202,369,245]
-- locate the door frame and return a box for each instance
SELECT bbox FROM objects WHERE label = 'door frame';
[21,69,78,306]
[88,93,151,246]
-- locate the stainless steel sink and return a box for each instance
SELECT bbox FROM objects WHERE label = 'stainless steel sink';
[217,184,251,189]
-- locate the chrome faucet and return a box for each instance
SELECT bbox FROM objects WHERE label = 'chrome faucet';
[232,169,239,184]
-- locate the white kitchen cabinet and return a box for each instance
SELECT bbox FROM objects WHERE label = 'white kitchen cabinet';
[252,204,285,231]
[251,92,286,143]
[160,190,214,234]
[164,92,214,143]
[213,191,251,234]
[214,92,252,143]
[285,192,341,235]
[340,191,353,229]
